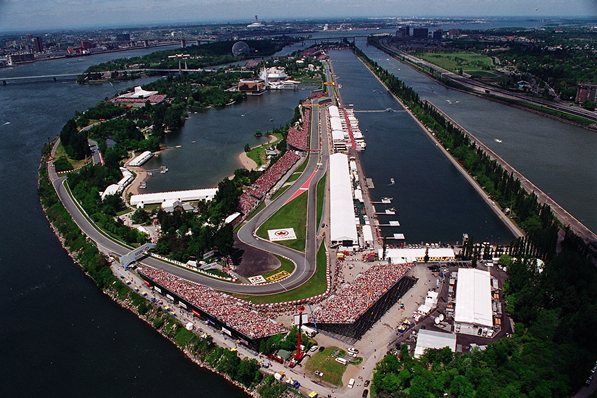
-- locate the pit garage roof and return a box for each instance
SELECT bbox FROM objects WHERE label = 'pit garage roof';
[414,329,457,358]
[328,105,340,118]
[455,268,493,328]
[330,116,343,132]
[329,153,358,244]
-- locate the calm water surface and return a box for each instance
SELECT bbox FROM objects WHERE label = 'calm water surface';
[0,47,246,397]
[329,50,513,244]
[356,39,597,232]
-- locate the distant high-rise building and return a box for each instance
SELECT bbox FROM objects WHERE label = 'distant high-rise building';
[30,36,43,53]
[80,40,93,50]
[412,27,429,39]
[432,29,443,40]
[396,26,409,39]
[7,53,35,65]
[116,33,131,42]
[180,39,186,48]
[575,83,597,104]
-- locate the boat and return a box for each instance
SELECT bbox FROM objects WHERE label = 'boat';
[139,182,147,189]
[389,178,395,185]
[160,166,168,174]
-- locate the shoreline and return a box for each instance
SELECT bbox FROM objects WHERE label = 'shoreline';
[38,162,257,398]
[238,151,258,171]
[374,42,597,131]
[355,52,525,239]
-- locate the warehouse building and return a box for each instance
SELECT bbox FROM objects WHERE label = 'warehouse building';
[454,268,493,336]
[329,153,358,246]
[130,188,218,208]
[414,329,457,358]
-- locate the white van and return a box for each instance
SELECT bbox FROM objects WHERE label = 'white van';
[335,357,348,365]
[348,378,355,388]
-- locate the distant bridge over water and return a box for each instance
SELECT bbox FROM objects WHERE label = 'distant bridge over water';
[0,67,223,85]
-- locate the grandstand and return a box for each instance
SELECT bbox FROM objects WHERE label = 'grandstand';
[287,108,310,151]
[312,263,416,339]
[137,266,286,349]
[238,151,301,214]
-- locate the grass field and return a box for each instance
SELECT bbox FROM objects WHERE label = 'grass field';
[305,347,348,386]
[262,255,295,279]
[316,173,326,226]
[55,143,88,170]
[417,51,495,77]
[270,184,291,201]
[246,146,266,167]
[256,192,307,252]
[236,242,327,304]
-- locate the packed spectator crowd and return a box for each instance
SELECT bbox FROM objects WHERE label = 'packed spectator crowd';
[238,150,301,214]
[313,263,414,324]
[287,109,310,151]
[138,266,287,340]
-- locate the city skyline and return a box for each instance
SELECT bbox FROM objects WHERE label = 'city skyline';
[0,0,595,32]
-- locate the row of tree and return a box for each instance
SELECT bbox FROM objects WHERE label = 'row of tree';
[354,44,596,398]
[355,44,562,259]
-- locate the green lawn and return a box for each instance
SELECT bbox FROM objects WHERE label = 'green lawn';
[257,192,307,252]
[305,347,348,386]
[294,156,308,174]
[316,173,326,226]
[246,146,266,167]
[55,142,88,170]
[417,51,494,76]
[236,242,328,304]
[270,184,291,201]
[286,172,302,183]
[262,255,296,279]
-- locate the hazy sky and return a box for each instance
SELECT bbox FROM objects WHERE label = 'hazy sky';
[0,0,595,32]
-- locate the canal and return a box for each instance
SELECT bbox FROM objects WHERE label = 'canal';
[356,39,597,233]
[328,49,513,244]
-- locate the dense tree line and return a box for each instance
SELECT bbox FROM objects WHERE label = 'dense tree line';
[354,44,597,398]
[39,152,265,393]
[355,45,563,259]
[59,118,89,160]
[83,38,297,75]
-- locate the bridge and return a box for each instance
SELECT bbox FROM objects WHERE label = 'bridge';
[0,67,221,85]
[297,34,372,45]
[119,243,156,270]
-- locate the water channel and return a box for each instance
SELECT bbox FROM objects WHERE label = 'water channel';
[329,49,513,244]
[355,39,597,233]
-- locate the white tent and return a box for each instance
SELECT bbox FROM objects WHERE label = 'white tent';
[455,268,493,328]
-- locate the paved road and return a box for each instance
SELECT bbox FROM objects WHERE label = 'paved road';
[48,81,331,295]
[377,40,597,124]
[236,97,330,294]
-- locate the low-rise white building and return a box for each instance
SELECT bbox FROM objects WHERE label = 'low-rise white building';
[454,268,493,336]
[414,329,457,358]
[128,151,153,167]
[130,188,218,208]
[329,153,358,246]
[381,247,455,264]
[101,167,134,200]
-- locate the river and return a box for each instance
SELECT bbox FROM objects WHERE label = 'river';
[329,49,513,243]
[0,47,246,397]
[0,21,587,395]
[355,39,597,233]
